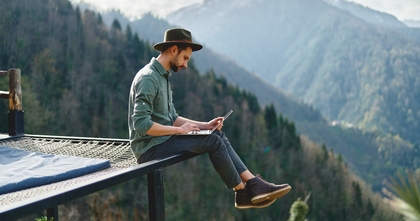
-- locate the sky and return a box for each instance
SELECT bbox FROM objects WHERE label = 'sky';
[349,0,420,21]
[70,0,420,21]
[70,0,203,19]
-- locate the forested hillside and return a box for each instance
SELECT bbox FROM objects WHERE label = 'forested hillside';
[323,0,420,42]
[0,0,401,220]
[0,0,157,138]
[168,0,420,148]
[97,11,327,127]
[97,8,419,192]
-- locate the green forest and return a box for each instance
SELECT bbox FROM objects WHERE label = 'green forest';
[0,0,407,220]
[100,5,420,194]
[166,0,420,148]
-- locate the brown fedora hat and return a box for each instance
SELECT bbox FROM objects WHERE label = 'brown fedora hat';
[153,28,203,52]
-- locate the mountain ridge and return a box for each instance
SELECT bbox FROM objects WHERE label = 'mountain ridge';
[0,1,399,219]
[166,0,420,147]
[323,0,407,28]
[99,11,327,124]
[94,7,419,191]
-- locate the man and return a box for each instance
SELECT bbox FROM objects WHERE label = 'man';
[128,28,291,209]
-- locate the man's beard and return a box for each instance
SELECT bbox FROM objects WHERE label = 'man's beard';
[170,63,179,72]
[170,57,182,72]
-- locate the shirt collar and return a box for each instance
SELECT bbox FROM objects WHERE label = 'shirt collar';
[151,57,172,77]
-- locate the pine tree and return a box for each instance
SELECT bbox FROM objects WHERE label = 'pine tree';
[288,197,309,221]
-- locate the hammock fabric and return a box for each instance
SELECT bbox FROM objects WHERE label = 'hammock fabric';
[0,145,110,195]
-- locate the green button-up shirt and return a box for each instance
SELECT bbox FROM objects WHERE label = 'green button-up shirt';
[128,57,178,160]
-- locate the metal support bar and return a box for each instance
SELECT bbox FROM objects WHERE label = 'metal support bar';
[0,70,9,99]
[46,206,58,221]
[0,136,200,220]
[8,110,24,136]
[148,168,165,221]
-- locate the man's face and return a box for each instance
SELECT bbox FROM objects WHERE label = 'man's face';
[169,46,193,72]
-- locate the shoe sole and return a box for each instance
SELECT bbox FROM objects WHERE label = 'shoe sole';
[235,199,276,209]
[251,185,292,204]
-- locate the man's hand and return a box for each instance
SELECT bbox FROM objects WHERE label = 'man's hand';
[207,117,224,131]
[178,122,200,134]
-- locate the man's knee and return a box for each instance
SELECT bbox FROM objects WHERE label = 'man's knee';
[206,133,227,152]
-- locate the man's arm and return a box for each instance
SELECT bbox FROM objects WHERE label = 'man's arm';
[146,116,224,136]
[173,116,224,130]
[146,121,199,136]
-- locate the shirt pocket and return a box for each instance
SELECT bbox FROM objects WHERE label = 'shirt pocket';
[154,88,168,115]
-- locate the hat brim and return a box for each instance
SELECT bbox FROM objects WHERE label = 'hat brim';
[153,42,203,52]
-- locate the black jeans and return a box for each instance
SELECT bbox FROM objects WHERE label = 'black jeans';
[138,131,248,189]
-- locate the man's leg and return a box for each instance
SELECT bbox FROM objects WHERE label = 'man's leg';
[212,131,258,183]
[138,133,291,209]
[138,134,242,189]
[211,131,291,207]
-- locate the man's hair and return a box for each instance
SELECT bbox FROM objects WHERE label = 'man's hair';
[161,44,190,54]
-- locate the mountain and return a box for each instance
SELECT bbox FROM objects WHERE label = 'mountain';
[323,0,420,42]
[403,19,420,28]
[0,1,401,220]
[167,0,420,148]
[100,11,327,125]
[95,7,420,192]
[323,0,406,28]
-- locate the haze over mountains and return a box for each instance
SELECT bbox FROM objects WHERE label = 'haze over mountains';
[324,0,408,28]
[97,10,326,125]
[167,0,420,147]
[0,1,413,219]
[87,0,420,191]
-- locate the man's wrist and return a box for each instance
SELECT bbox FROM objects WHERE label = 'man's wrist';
[176,126,182,135]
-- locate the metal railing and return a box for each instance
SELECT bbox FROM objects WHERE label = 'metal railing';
[0,68,197,221]
[0,137,199,221]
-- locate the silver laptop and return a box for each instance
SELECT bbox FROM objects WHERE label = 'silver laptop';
[182,110,233,135]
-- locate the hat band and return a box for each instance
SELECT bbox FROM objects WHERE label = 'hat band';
[167,39,193,43]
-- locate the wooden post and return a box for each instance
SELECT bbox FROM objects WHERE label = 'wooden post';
[7,68,24,136]
[8,68,22,111]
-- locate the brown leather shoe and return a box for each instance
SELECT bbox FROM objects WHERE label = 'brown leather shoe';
[235,188,276,209]
[247,174,291,204]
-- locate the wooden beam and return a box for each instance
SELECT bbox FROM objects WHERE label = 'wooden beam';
[8,68,22,111]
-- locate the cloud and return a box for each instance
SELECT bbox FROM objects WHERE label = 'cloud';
[347,0,420,21]
[73,0,420,21]
[71,0,203,19]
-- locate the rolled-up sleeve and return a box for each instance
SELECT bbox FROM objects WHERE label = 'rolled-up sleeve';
[131,75,156,136]
[128,57,176,160]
